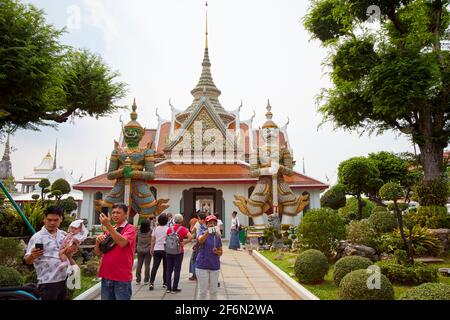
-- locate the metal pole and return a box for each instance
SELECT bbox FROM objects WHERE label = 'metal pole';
[0,180,36,234]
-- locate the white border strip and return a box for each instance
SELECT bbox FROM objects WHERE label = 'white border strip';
[252,250,320,301]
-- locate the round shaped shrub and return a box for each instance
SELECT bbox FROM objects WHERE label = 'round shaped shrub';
[400,283,450,300]
[333,256,373,286]
[297,208,346,258]
[320,184,346,210]
[379,182,404,202]
[338,197,375,222]
[339,269,394,300]
[0,266,23,287]
[368,210,397,234]
[346,219,378,247]
[294,249,329,284]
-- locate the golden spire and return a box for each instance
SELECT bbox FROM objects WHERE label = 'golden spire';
[205,1,209,49]
[262,99,279,129]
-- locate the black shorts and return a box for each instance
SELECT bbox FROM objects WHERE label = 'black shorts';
[38,280,68,300]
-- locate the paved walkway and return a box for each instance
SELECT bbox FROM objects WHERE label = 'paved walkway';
[125,244,297,300]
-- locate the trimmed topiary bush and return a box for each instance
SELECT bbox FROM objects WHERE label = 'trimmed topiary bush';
[376,260,438,285]
[0,266,23,287]
[338,197,375,223]
[294,249,329,284]
[320,184,346,210]
[400,283,450,300]
[404,206,450,229]
[368,210,398,234]
[339,269,394,300]
[333,256,373,286]
[296,208,346,259]
[346,219,378,247]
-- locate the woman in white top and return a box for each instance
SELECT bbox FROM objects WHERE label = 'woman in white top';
[149,213,169,290]
[229,211,241,250]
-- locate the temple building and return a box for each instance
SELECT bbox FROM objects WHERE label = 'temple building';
[15,150,55,194]
[73,18,328,237]
[13,142,83,208]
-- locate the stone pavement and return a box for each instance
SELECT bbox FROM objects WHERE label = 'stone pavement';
[126,243,297,300]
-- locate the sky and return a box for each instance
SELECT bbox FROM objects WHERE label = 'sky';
[7,0,415,185]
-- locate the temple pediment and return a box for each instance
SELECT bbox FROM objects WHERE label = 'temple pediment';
[164,97,236,158]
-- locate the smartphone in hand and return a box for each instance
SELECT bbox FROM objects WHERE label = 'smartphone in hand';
[101,207,109,216]
[35,243,44,250]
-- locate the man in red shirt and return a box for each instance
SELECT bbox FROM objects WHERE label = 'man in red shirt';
[94,203,136,300]
[166,214,193,294]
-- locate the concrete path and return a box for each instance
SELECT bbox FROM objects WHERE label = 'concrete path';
[126,244,297,300]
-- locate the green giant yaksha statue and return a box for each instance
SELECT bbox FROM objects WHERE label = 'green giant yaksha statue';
[95,99,169,223]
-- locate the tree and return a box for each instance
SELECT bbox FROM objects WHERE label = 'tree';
[38,178,50,203]
[59,197,78,215]
[379,182,414,264]
[367,151,421,203]
[338,157,382,220]
[304,0,450,189]
[320,183,346,209]
[50,178,70,202]
[0,0,126,134]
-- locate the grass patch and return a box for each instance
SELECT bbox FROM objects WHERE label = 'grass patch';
[259,250,450,300]
[71,275,99,299]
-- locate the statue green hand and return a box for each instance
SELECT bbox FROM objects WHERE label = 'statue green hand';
[123,166,133,179]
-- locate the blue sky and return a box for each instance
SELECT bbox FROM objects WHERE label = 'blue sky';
[8,0,414,185]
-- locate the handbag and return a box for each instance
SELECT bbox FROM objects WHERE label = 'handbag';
[99,224,128,254]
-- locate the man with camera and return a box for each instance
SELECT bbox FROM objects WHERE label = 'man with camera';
[94,203,136,300]
[24,206,77,300]
[195,215,223,300]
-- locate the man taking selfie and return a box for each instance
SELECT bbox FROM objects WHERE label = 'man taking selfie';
[94,203,136,300]
[24,206,76,300]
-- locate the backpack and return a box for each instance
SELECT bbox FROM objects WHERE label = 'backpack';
[165,226,182,255]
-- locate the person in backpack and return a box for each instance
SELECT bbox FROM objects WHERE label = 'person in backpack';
[149,213,169,291]
[196,215,223,300]
[94,203,137,300]
[165,214,193,294]
[135,219,152,285]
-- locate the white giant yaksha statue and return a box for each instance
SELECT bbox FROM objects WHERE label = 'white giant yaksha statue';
[234,101,309,229]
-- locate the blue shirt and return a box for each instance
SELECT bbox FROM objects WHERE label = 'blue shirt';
[195,229,222,271]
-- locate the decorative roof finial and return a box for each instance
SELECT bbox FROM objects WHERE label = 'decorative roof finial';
[262,99,278,129]
[124,98,144,133]
[205,1,209,49]
[131,98,138,121]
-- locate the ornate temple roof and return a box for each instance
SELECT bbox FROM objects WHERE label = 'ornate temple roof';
[175,3,234,125]
[73,160,328,190]
[74,3,328,192]
[34,150,54,172]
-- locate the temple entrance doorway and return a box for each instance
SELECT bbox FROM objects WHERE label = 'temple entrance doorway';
[181,187,225,231]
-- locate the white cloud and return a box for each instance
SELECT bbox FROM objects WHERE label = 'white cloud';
[83,0,119,50]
